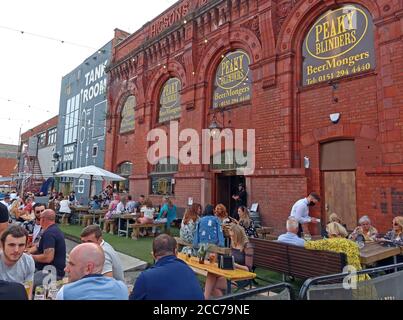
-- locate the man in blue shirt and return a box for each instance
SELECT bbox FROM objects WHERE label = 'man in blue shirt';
[277,217,306,247]
[56,243,127,300]
[130,234,204,300]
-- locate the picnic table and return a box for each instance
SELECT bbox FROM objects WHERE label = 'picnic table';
[177,252,256,294]
[71,206,89,225]
[117,213,138,238]
[359,242,401,266]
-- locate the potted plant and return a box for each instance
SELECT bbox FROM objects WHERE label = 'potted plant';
[197,243,210,264]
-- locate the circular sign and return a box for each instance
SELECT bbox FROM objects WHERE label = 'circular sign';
[216,51,251,90]
[305,6,369,60]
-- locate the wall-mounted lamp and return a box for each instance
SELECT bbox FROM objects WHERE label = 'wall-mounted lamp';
[330,113,341,124]
[208,114,223,139]
[304,156,310,169]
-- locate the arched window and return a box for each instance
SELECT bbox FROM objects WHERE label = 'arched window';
[116,161,133,192]
[213,50,252,109]
[120,95,136,134]
[150,157,178,195]
[302,4,375,86]
[158,78,181,123]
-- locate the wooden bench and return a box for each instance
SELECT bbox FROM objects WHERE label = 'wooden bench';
[256,226,274,239]
[130,222,166,240]
[250,238,347,280]
[174,237,231,255]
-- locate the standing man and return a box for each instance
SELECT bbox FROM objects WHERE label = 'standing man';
[290,192,321,237]
[56,243,127,300]
[29,209,66,286]
[80,225,125,281]
[0,203,9,238]
[231,183,247,220]
[0,225,35,284]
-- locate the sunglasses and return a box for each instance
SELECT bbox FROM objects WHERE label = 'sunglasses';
[394,223,400,226]
[35,210,45,214]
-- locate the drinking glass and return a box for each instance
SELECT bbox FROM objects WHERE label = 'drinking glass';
[303,233,312,241]
[24,281,32,300]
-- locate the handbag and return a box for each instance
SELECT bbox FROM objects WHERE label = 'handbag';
[218,254,235,270]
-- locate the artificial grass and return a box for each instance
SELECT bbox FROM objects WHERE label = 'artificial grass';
[60,224,156,264]
[60,224,302,294]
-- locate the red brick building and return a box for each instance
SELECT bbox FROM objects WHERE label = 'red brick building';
[105,0,403,233]
[0,144,18,182]
[18,116,59,193]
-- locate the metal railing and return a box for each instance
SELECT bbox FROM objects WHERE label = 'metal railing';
[299,262,403,300]
[215,282,294,300]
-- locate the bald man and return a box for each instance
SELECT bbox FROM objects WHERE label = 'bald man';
[56,243,128,300]
[29,209,66,286]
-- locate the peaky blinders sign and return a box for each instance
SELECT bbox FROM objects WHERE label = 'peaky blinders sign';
[302,4,375,86]
[213,50,252,109]
[159,77,181,123]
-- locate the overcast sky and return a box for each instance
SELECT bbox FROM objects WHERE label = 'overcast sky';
[0,0,177,145]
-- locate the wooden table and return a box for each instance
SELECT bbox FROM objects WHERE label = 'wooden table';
[359,242,401,265]
[117,213,138,238]
[177,253,256,294]
[71,206,89,225]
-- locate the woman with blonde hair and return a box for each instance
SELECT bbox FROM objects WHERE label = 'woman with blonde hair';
[305,222,368,280]
[232,206,258,238]
[204,224,254,299]
[378,216,403,246]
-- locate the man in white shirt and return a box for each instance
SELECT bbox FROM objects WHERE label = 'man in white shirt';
[58,196,71,225]
[0,225,35,286]
[290,192,320,236]
[80,225,125,281]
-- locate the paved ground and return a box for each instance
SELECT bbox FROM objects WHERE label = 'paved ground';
[65,239,146,285]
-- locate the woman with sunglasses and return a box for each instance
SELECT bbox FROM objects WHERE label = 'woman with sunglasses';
[377,216,403,246]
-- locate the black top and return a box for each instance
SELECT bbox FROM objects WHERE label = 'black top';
[0,280,28,300]
[0,202,9,223]
[235,189,247,207]
[36,224,66,277]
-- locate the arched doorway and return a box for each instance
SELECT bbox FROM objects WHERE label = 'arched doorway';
[320,140,357,230]
[211,150,247,217]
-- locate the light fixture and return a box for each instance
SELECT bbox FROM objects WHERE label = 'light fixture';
[184,19,187,24]
[204,39,208,44]
[209,116,222,139]
[330,113,341,124]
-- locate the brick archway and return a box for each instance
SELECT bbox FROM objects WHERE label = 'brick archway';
[196,27,263,84]
[301,124,379,147]
[144,60,187,105]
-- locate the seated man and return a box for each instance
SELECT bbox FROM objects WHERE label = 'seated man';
[29,210,66,286]
[277,217,305,247]
[0,202,9,238]
[0,280,28,300]
[0,225,35,285]
[129,234,204,300]
[80,225,125,281]
[56,243,128,300]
